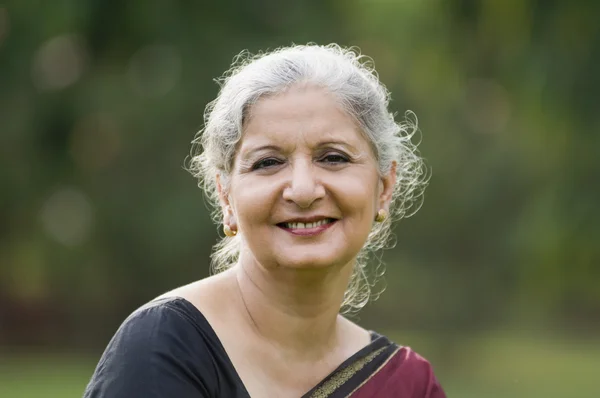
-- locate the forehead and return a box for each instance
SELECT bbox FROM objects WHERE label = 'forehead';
[239,86,370,151]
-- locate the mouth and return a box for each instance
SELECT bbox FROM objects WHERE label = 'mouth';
[279,218,336,229]
[276,217,337,235]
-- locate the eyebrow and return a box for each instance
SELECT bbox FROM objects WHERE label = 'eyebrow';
[239,139,362,161]
[316,140,360,153]
[239,145,284,161]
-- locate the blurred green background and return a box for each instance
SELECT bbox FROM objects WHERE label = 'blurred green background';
[1,0,599,397]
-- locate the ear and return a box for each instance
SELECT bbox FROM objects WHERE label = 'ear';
[216,174,237,227]
[216,173,231,208]
[378,161,397,212]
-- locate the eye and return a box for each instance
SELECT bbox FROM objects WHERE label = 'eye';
[252,157,283,170]
[320,153,349,164]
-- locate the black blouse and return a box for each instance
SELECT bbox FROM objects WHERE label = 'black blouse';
[84,297,251,397]
[83,297,387,398]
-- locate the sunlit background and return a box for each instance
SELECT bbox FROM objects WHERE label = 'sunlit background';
[1,1,599,397]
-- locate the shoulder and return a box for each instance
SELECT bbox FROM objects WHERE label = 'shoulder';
[114,297,214,351]
[155,271,235,317]
[388,345,446,398]
[130,295,198,321]
[363,331,446,398]
[84,297,218,398]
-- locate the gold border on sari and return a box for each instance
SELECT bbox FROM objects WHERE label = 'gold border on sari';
[306,345,398,398]
[346,346,401,396]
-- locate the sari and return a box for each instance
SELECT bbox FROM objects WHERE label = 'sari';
[302,333,446,398]
[84,297,446,398]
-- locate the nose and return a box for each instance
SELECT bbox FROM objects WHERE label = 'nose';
[282,159,325,208]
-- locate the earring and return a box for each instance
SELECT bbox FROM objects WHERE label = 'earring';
[223,224,237,237]
[375,209,387,223]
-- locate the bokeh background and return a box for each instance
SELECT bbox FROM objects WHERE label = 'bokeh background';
[1,0,599,397]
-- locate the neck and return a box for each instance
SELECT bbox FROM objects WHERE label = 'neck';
[232,254,355,360]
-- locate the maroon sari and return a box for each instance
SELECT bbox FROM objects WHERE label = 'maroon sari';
[302,333,446,398]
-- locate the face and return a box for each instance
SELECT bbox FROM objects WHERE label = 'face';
[219,86,396,272]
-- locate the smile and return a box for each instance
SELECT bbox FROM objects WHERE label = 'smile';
[277,218,337,236]
[283,218,334,229]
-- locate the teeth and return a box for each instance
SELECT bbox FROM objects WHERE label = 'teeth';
[284,219,332,229]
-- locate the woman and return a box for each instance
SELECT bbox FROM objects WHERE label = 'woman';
[84,44,446,397]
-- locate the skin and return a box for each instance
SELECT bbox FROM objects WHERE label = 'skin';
[163,85,397,397]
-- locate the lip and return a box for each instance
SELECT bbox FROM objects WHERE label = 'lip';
[276,217,337,236]
[278,215,334,224]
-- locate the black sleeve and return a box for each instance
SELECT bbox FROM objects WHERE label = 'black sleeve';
[83,302,217,398]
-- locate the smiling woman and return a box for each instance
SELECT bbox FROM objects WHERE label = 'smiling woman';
[84,44,445,398]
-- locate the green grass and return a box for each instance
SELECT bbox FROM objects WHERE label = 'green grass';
[1,332,599,397]
[0,353,96,398]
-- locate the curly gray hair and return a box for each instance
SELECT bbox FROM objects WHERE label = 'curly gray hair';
[188,43,428,313]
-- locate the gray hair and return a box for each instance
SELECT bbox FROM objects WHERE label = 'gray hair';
[188,44,427,313]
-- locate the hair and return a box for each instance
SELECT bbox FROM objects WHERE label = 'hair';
[188,43,428,314]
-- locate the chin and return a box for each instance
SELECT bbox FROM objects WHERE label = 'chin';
[275,249,353,271]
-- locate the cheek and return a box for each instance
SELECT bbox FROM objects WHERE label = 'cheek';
[332,175,379,220]
[230,177,278,225]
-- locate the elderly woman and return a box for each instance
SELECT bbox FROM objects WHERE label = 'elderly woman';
[84,44,446,398]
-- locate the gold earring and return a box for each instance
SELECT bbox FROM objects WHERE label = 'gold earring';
[375,209,387,223]
[223,224,237,237]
